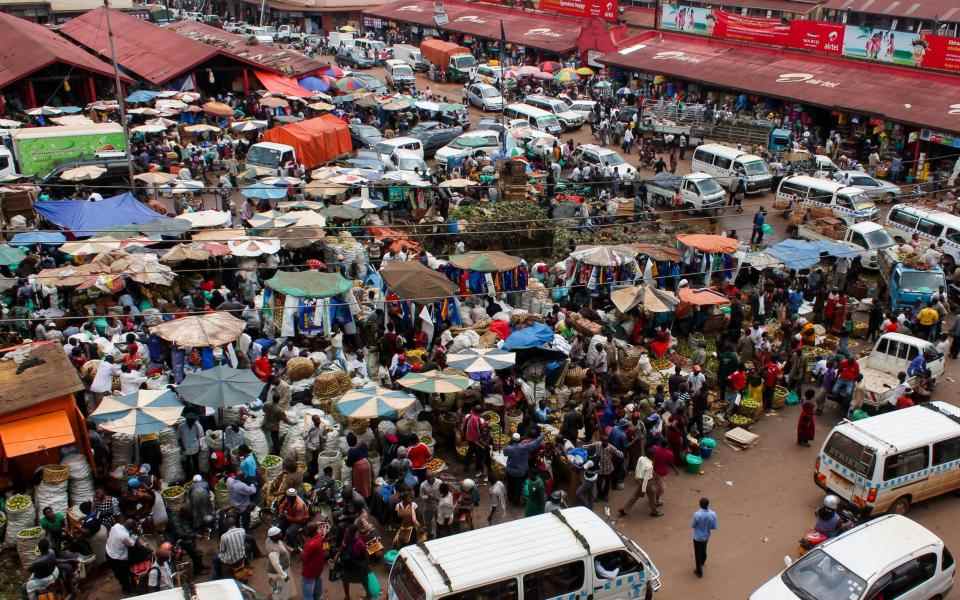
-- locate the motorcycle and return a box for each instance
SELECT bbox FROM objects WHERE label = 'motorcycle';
[796,505,858,556]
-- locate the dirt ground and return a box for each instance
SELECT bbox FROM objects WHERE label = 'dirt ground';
[63,63,960,599]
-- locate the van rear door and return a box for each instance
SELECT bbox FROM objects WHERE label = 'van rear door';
[820,431,876,507]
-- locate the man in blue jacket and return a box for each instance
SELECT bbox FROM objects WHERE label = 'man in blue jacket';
[503,432,543,506]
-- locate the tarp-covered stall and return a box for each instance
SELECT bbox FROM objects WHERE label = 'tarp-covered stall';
[34,192,170,238]
[261,115,352,171]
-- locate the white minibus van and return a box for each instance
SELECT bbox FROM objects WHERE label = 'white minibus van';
[777,174,879,225]
[389,507,662,599]
[886,204,960,270]
[503,103,563,136]
[815,401,960,516]
[691,143,772,193]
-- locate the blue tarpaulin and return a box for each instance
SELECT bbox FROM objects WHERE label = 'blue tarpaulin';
[35,192,169,238]
[299,77,330,92]
[766,239,861,270]
[9,232,66,246]
[126,90,159,103]
[501,322,555,351]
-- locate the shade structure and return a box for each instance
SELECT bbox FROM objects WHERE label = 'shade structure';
[570,244,636,267]
[449,251,521,273]
[438,178,477,189]
[134,171,177,185]
[576,67,594,76]
[265,270,352,297]
[554,67,580,83]
[300,76,331,92]
[398,370,472,394]
[307,102,334,112]
[446,348,517,373]
[305,181,348,199]
[283,210,326,227]
[228,237,281,257]
[766,239,861,270]
[60,165,106,181]
[183,124,221,134]
[628,243,683,262]
[248,209,295,228]
[676,234,739,254]
[131,124,167,134]
[611,285,679,314]
[278,199,324,211]
[149,311,246,347]
[336,386,416,419]
[27,106,62,116]
[176,210,231,228]
[161,243,213,262]
[343,196,386,210]
[10,232,66,246]
[381,260,457,301]
[0,244,26,266]
[678,287,732,306]
[202,101,233,117]
[319,205,364,220]
[241,184,289,200]
[178,365,265,408]
[89,388,183,435]
[322,66,345,78]
[60,237,123,256]
[267,226,325,249]
[261,176,302,187]
[167,179,205,195]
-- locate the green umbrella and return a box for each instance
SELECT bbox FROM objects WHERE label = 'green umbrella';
[319,205,364,221]
[265,271,353,298]
[449,251,522,273]
[398,370,473,394]
[0,244,26,267]
[178,365,266,408]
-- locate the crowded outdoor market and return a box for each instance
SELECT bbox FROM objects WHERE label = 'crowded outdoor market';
[1,1,960,599]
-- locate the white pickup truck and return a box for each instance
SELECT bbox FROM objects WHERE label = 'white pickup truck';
[794,220,896,271]
[646,172,726,214]
[856,332,944,411]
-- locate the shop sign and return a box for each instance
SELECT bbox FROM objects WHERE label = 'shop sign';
[788,20,844,55]
[433,0,448,26]
[920,128,960,148]
[922,34,960,72]
[538,0,617,22]
[712,10,791,46]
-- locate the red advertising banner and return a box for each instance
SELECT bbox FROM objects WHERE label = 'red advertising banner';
[788,20,844,55]
[539,0,618,21]
[921,34,960,72]
[712,10,791,46]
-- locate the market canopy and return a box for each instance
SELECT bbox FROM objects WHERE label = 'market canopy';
[178,365,266,408]
[397,370,472,394]
[447,347,517,373]
[766,239,861,270]
[0,411,75,457]
[676,234,739,254]
[678,287,731,306]
[336,386,416,419]
[629,243,683,262]
[611,285,679,313]
[449,251,522,273]
[570,245,637,267]
[256,71,312,98]
[0,244,26,266]
[34,192,169,238]
[381,261,457,301]
[89,388,183,435]
[148,311,246,347]
[265,271,352,298]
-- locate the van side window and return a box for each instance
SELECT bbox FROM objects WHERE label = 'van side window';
[693,149,711,164]
[933,437,960,466]
[809,189,833,205]
[446,578,519,600]
[522,561,585,600]
[780,181,807,198]
[944,547,955,570]
[917,218,945,237]
[883,446,930,481]
[876,337,889,354]
[946,228,960,244]
[850,231,868,249]
[594,551,643,582]
[899,342,915,361]
[889,209,919,229]
[715,156,732,169]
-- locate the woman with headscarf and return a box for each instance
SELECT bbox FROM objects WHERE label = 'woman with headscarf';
[266,526,292,600]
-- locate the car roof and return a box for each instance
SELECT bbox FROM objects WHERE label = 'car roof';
[889,204,960,229]
[834,400,960,451]
[472,82,497,90]
[460,129,499,137]
[821,515,942,579]
[579,143,615,155]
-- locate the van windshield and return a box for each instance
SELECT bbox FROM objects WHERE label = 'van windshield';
[390,557,426,600]
[844,192,875,212]
[824,431,875,478]
[393,66,413,77]
[782,549,866,600]
[453,55,477,69]
[246,145,283,167]
[697,178,722,195]
[600,153,625,167]
[741,159,768,176]
[901,270,945,292]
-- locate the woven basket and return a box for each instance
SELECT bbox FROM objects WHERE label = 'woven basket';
[42,465,69,484]
[773,386,789,409]
[161,485,187,510]
[565,367,587,388]
[287,357,315,382]
[313,371,352,400]
[621,347,644,371]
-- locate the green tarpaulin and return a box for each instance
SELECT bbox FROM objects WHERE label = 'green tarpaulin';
[265,271,352,297]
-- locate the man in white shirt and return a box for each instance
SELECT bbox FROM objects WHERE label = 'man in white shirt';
[119,365,148,396]
[618,452,654,518]
[487,477,507,525]
[105,518,137,592]
[90,355,121,397]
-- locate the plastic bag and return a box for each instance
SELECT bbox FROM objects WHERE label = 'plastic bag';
[366,571,381,597]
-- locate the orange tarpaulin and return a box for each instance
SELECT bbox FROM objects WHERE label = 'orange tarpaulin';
[678,287,731,306]
[676,234,739,254]
[255,71,312,98]
[262,115,352,171]
[0,411,75,457]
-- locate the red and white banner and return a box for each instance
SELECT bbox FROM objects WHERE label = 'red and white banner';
[788,20,844,55]
[921,34,960,72]
[539,0,618,21]
[712,10,791,46]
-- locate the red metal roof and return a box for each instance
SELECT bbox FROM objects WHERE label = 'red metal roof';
[709,0,821,14]
[601,31,960,134]
[366,0,583,53]
[166,21,327,78]
[0,11,130,90]
[60,8,219,86]
[821,0,960,23]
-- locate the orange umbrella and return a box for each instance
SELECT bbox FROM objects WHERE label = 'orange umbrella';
[676,234,739,254]
[202,101,233,117]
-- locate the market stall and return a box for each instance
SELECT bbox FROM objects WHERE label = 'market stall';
[262,271,356,338]
[442,251,527,297]
[676,234,740,286]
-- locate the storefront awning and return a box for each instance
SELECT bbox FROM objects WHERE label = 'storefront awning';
[602,31,960,135]
[255,71,312,98]
[0,411,75,457]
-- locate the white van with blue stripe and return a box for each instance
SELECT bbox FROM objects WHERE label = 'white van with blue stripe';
[815,401,960,517]
[388,507,661,600]
[777,175,879,226]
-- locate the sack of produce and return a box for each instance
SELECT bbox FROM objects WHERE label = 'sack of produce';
[4,494,35,548]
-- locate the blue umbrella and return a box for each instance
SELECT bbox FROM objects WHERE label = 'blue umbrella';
[299,76,331,92]
[126,90,159,103]
[58,106,83,114]
[89,388,184,435]
[336,386,416,419]
[178,365,265,408]
[10,232,66,246]
[241,184,289,200]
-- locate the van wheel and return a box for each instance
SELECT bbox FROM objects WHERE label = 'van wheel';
[890,496,911,515]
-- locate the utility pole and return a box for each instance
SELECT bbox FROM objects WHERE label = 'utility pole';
[103,0,135,188]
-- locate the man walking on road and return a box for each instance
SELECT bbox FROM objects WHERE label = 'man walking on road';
[691,497,718,578]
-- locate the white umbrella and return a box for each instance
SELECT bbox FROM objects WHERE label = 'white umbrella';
[310,166,339,181]
[330,174,366,185]
[51,115,96,126]
[178,92,201,103]
[382,171,427,185]
[27,106,61,116]
[60,165,106,182]
[145,117,178,128]
[260,176,302,187]
[166,179,205,195]
[284,210,326,227]
[311,92,334,103]
[176,210,231,228]
[248,210,297,228]
[231,120,268,132]
[344,196,386,210]
[0,118,22,128]
[127,107,160,116]
[156,99,188,111]
[131,124,167,134]
[184,124,221,133]
[228,237,281,257]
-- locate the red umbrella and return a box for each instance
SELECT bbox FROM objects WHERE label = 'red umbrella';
[323,65,345,78]
[540,61,562,73]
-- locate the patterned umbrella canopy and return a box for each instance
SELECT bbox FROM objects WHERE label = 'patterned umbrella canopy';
[446,348,517,373]
[178,365,265,408]
[89,388,183,435]
[570,244,636,267]
[343,196,386,210]
[398,370,473,394]
[322,66,345,78]
[336,386,416,419]
[554,68,580,83]
[449,251,521,273]
[336,77,367,92]
[149,311,246,347]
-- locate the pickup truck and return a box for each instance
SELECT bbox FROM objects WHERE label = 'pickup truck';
[793,220,896,271]
[856,332,944,411]
[879,250,947,312]
[407,121,463,158]
[646,172,726,214]
[275,25,304,43]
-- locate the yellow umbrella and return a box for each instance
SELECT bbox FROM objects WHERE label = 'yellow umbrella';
[339,25,356,32]
[576,67,594,76]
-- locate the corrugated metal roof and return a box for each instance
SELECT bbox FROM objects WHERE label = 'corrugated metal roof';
[60,8,219,85]
[166,21,326,77]
[0,11,129,90]
[821,0,960,22]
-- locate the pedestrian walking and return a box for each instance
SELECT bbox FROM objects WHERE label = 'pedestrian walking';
[751,207,766,245]
[691,497,718,577]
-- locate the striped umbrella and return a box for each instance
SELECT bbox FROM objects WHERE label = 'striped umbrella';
[539,61,562,73]
[336,77,367,92]
[336,386,416,419]
[89,389,184,435]
[323,66,345,78]
[554,68,580,83]
[398,370,473,394]
[446,348,517,373]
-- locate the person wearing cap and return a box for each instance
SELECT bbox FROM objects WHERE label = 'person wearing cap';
[120,477,155,521]
[146,542,175,592]
[576,462,598,509]
[276,488,309,551]
[266,525,293,600]
[503,431,543,506]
